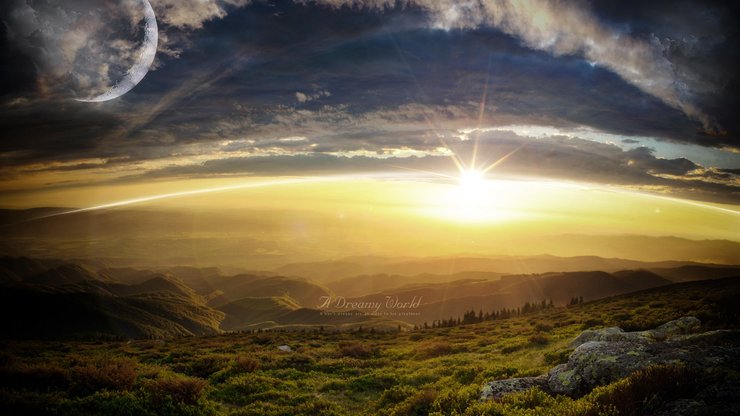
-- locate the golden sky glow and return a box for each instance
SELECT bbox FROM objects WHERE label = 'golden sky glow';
[8,174,737,238]
[2,174,738,268]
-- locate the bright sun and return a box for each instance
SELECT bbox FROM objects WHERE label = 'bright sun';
[445,169,496,222]
[458,169,486,191]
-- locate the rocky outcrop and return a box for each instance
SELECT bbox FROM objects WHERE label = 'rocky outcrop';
[481,317,739,400]
[480,375,548,400]
[567,316,701,347]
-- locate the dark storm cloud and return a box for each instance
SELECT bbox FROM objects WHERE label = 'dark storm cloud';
[591,0,740,140]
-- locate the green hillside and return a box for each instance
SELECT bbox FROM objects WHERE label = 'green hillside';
[1,276,737,415]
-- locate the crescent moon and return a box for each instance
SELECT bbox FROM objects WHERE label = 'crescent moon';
[77,0,157,102]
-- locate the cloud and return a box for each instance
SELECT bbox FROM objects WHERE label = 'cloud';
[150,0,251,29]
[1,0,737,205]
[95,128,738,204]
[310,0,720,133]
[3,0,734,137]
[296,89,331,103]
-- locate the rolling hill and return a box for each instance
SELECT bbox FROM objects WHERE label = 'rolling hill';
[338,270,674,325]
[2,254,739,337]
[0,258,224,339]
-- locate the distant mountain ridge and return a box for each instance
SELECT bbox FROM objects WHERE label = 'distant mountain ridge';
[276,254,739,282]
[1,255,738,339]
[1,208,738,267]
[340,270,673,324]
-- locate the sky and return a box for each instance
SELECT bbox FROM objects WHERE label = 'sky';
[0,0,739,209]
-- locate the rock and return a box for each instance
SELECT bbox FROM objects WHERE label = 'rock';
[548,340,654,395]
[277,345,292,352]
[568,316,702,349]
[481,375,548,400]
[550,320,736,396]
[646,316,700,342]
[481,316,740,400]
[569,326,631,348]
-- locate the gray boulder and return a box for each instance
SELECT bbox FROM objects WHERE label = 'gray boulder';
[481,316,739,400]
[481,375,548,400]
[568,316,701,348]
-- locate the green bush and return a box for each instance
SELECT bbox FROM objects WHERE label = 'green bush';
[377,385,416,408]
[388,390,437,416]
[180,355,229,379]
[430,384,478,415]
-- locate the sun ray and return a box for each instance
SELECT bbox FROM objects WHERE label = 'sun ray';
[480,144,525,175]
[471,55,493,172]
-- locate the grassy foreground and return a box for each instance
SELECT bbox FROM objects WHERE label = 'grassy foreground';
[1,277,737,416]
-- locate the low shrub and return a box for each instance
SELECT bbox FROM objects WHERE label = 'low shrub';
[431,384,479,414]
[338,341,376,359]
[377,385,416,408]
[389,389,437,416]
[534,322,553,332]
[233,356,260,373]
[143,376,207,405]
[0,363,70,392]
[212,373,295,406]
[500,344,524,354]
[0,389,64,415]
[543,349,572,366]
[57,391,150,416]
[528,333,550,345]
[70,359,137,396]
[180,355,228,379]
[585,364,705,416]
[346,371,401,393]
[581,318,605,329]
[453,367,479,384]
[416,342,454,359]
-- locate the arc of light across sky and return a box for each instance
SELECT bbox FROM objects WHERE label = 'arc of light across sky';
[30,172,740,223]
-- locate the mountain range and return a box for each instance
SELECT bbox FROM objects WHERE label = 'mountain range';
[1,255,738,339]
